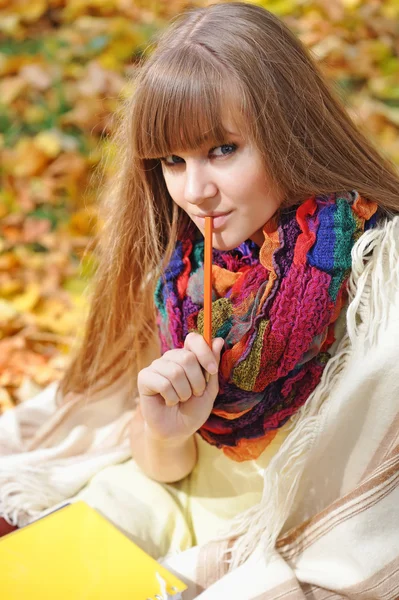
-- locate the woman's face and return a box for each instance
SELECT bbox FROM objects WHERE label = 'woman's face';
[159,117,285,251]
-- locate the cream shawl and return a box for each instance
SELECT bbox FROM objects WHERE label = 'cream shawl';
[163,216,399,598]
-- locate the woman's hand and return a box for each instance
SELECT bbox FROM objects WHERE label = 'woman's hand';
[137,332,224,443]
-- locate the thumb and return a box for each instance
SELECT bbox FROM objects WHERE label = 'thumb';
[211,337,225,364]
[206,338,224,397]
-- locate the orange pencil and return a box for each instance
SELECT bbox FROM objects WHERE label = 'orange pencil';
[204,216,213,348]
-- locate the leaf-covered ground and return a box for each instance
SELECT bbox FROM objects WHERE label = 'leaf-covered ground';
[1,0,398,411]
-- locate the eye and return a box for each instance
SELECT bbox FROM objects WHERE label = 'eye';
[211,143,237,157]
[159,143,238,168]
[159,155,184,167]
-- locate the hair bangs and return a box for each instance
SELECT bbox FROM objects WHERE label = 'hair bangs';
[133,46,248,160]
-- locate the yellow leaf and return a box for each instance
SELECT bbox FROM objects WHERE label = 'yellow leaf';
[9,138,49,177]
[34,131,62,159]
[11,0,47,22]
[62,277,90,296]
[0,251,19,270]
[0,15,23,37]
[11,282,41,313]
[0,54,33,78]
[0,75,28,105]
[34,296,65,317]
[0,279,23,297]
[34,295,87,336]
[70,292,89,311]
[381,0,399,19]
[0,299,19,323]
[68,206,99,236]
[0,189,17,216]
[64,63,84,78]
[79,251,98,280]
[258,0,298,17]
[23,105,47,125]
[63,0,118,21]
[366,40,391,63]
[340,0,361,7]
[97,51,122,73]
[35,307,86,336]
[0,200,8,220]
[0,387,14,412]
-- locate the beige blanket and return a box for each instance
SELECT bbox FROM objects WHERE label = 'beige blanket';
[162,217,399,597]
[164,427,398,598]
[0,370,134,526]
[0,218,398,599]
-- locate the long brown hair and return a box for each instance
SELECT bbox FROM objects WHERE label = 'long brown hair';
[58,1,399,403]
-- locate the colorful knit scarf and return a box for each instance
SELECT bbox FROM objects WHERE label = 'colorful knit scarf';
[154,191,378,461]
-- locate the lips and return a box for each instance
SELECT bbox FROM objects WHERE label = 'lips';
[196,211,231,218]
[194,211,232,230]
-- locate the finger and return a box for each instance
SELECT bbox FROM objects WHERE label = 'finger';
[151,358,193,402]
[183,332,219,376]
[160,349,207,397]
[138,370,180,407]
[213,337,225,356]
[205,337,225,388]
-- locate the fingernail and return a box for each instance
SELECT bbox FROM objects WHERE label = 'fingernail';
[207,363,217,374]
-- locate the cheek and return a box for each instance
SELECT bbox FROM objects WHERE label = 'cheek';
[162,173,184,206]
[231,168,268,209]
[244,166,282,212]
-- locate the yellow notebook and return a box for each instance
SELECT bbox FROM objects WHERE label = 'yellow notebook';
[0,501,187,599]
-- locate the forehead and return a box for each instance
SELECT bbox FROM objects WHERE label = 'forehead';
[132,59,251,159]
[173,113,244,151]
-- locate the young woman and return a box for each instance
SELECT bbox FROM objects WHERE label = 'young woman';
[1,2,398,597]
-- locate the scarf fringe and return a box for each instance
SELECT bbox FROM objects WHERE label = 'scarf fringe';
[0,465,75,527]
[0,376,133,527]
[219,217,399,570]
[346,218,399,349]
[0,446,131,527]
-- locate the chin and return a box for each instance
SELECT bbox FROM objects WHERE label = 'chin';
[211,231,249,251]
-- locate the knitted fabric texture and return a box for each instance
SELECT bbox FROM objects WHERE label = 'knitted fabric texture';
[154,191,378,461]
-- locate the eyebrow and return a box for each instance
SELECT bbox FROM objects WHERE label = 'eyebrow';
[201,130,241,145]
[203,129,241,140]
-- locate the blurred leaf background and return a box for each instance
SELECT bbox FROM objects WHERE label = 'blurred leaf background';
[0,0,398,412]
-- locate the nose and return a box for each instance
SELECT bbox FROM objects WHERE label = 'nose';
[183,161,218,206]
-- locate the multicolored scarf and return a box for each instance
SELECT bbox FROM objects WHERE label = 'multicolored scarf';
[154,191,378,461]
